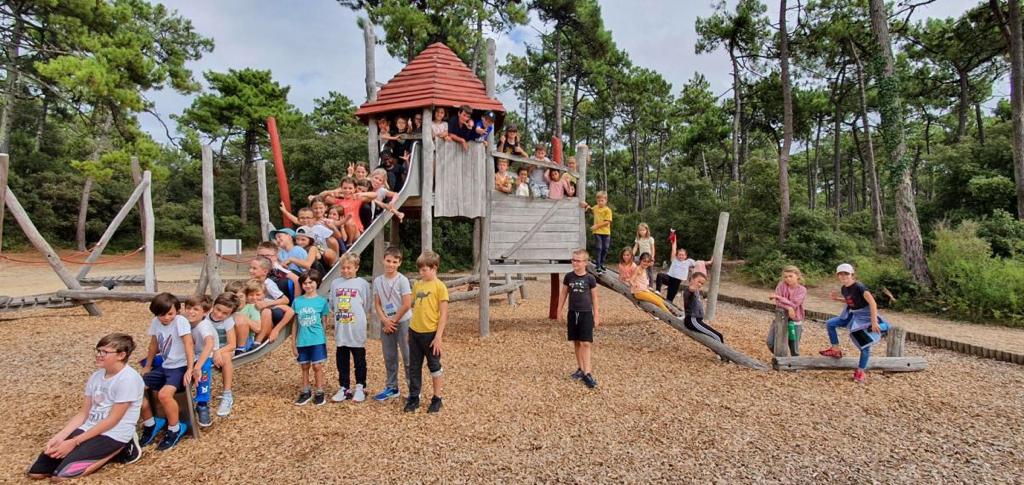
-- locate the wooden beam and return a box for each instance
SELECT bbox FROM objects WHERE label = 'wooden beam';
[576,144,589,248]
[772,309,790,357]
[449,280,524,302]
[421,107,434,252]
[0,153,9,255]
[256,159,271,242]
[591,265,767,370]
[500,202,562,259]
[4,186,101,316]
[143,171,156,292]
[57,289,191,303]
[363,18,377,102]
[705,212,729,320]
[479,37,496,337]
[489,150,579,178]
[130,157,147,242]
[490,263,573,274]
[201,145,223,295]
[76,175,149,280]
[368,115,380,173]
[887,326,907,357]
[773,356,927,372]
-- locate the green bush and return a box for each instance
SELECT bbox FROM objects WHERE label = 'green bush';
[929,222,1024,325]
[977,209,1024,258]
[850,256,920,310]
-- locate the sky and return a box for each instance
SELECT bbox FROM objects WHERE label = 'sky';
[139,0,979,145]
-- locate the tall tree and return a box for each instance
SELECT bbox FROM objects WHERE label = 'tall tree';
[778,0,794,242]
[868,0,932,287]
[991,0,1024,218]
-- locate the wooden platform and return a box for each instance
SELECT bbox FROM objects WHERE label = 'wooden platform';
[488,194,583,263]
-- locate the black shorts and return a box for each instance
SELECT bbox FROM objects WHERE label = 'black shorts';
[271,307,287,325]
[28,429,125,478]
[567,311,594,342]
[143,365,186,392]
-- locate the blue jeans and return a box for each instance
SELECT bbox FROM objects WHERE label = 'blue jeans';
[827,313,889,370]
[594,234,611,269]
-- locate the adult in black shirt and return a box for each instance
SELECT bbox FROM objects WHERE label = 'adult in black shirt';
[447,105,475,150]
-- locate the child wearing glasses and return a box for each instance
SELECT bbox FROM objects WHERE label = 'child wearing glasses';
[27,333,145,479]
[557,248,601,389]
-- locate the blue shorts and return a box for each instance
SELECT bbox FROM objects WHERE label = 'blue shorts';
[143,365,186,392]
[297,344,328,365]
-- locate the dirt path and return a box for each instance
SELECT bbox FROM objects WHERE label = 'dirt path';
[715,278,1024,356]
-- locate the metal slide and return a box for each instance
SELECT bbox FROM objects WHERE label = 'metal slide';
[233,142,421,368]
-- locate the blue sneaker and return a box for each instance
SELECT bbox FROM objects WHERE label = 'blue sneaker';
[373,387,400,401]
[156,423,188,451]
[139,417,166,447]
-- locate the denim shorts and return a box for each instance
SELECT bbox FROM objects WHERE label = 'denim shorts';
[297,343,328,365]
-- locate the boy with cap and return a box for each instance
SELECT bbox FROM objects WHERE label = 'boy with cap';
[819,263,891,384]
[272,228,308,274]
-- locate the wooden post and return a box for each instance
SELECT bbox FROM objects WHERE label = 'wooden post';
[369,231,385,341]
[76,176,150,280]
[887,326,907,357]
[518,273,527,299]
[363,18,377,102]
[576,144,589,247]
[256,159,271,241]
[143,171,156,292]
[75,177,93,251]
[705,211,730,320]
[201,145,223,295]
[479,38,496,337]
[130,157,147,242]
[368,115,380,169]
[505,273,515,306]
[772,309,790,357]
[195,260,208,295]
[0,153,10,255]
[4,186,101,316]
[420,108,434,252]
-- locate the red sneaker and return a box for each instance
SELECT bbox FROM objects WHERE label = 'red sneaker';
[819,347,843,359]
[853,369,866,383]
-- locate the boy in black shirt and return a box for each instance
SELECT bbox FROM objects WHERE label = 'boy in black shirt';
[819,263,890,383]
[446,105,476,150]
[557,249,600,389]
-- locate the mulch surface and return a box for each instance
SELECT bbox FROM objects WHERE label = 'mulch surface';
[1,281,1021,483]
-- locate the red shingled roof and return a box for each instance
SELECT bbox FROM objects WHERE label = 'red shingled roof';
[356,43,505,122]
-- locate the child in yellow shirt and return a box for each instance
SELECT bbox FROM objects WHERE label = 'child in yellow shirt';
[405,251,449,414]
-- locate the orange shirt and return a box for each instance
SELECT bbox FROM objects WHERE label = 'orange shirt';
[333,197,365,232]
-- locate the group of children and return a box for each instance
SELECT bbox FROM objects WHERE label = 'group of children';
[494,146,579,201]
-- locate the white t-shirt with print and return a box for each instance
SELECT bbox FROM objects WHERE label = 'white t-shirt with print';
[80,366,145,443]
[148,315,192,369]
[190,319,219,356]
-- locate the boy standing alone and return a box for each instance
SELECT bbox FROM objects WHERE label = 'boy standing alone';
[557,249,600,389]
[405,251,448,414]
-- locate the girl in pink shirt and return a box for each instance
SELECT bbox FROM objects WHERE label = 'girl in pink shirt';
[547,170,575,200]
[767,265,807,356]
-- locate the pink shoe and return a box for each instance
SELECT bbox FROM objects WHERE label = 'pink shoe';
[819,347,843,359]
[853,368,866,383]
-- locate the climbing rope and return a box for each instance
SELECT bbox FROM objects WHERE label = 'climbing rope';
[0,246,146,266]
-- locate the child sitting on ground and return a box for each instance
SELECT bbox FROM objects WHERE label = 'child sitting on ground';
[547,169,574,200]
[656,231,712,305]
[139,293,194,451]
[515,167,531,197]
[617,248,637,283]
[581,191,613,273]
[330,253,372,403]
[205,292,243,416]
[632,223,656,286]
[495,159,515,194]
[557,248,600,389]
[248,257,295,345]
[681,272,725,344]
[372,246,414,401]
[292,269,331,406]
[182,295,217,428]
[819,263,890,384]
[27,333,145,479]
[766,265,807,357]
[629,253,671,314]
[528,145,552,198]
[406,251,449,414]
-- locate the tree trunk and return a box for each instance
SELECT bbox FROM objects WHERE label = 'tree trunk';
[869,0,933,287]
[730,46,742,182]
[778,0,793,243]
[810,115,822,209]
[363,19,377,102]
[76,177,93,251]
[0,15,23,153]
[240,130,257,222]
[832,99,843,219]
[554,31,563,139]
[470,16,483,75]
[849,39,885,247]
[975,101,986,145]
[993,0,1024,218]
[33,94,47,152]
[956,70,970,140]
[568,76,580,149]
[924,111,932,154]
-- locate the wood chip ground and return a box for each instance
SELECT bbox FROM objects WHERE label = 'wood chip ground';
[1,281,1021,483]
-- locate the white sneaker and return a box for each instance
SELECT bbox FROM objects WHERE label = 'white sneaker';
[216,394,234,417]
[331,387,349,402]
[353,384,366,402]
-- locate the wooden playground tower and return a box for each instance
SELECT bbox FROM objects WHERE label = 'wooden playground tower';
[354,36,586,336]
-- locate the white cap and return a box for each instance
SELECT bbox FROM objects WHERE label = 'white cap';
[835,263,855,274]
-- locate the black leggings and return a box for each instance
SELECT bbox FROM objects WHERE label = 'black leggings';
[28,429,125,479]
[656,273,683,302]
[336,346,367,389]
[684,315,724,344]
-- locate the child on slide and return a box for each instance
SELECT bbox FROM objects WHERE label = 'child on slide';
[682,272,725,344]
[766,265,807,356]
[819,263,890,383]
[26,334,144,479]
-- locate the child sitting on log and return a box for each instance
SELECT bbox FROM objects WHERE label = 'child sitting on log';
[557,248,600,389]
[26,334,145,479]
[682,272,724,344]
[629,253,671,314]
[766,265,807,356]
[819,263,890,383]
[617,248,637,283]
[655,231,712,305]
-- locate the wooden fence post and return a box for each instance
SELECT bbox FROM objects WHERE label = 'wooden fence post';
[420,107,434,253]
[706,211,730,321]
[772,309,790,357]
[479,38,496,337]
[256,159,271,241]
[143,171,156,292]
[887,326,907,357]
[201,145,223,295]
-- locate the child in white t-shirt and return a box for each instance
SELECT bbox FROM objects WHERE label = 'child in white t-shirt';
[183,295,217,428]
[139,293,195,451]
